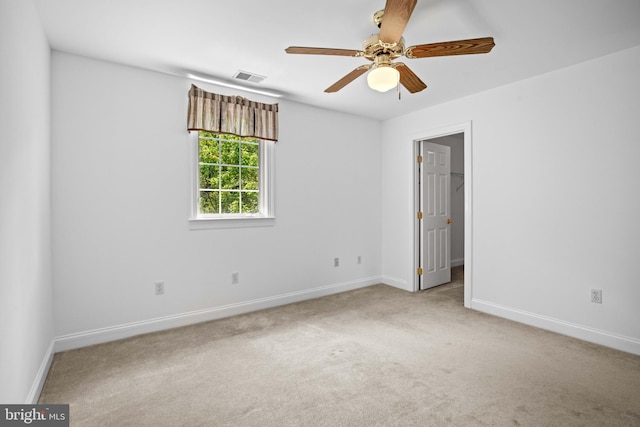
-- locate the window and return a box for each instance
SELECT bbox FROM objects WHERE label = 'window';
[190,132,274,228]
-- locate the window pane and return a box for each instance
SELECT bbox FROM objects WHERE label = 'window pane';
[199,165,219,189]
[221,141,240,165]
[241,167,258,190]
[242,192,259,213]
[221,191,240,213]
[196,132,270,219]
[199,138,220,163]
[220,166,240,190]
[200,131,217,139]
[200,191,219,214]
[241,142,259,166]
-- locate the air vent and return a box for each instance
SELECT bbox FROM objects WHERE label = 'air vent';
[233,70,266,84]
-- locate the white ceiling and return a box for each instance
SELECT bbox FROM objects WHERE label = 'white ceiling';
[33,0,640,121]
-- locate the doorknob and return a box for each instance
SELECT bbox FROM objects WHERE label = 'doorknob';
[447,218,452,224]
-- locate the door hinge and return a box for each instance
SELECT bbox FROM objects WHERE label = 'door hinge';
[417,211,423,219]
[417,267,423,276]
[417,155,423,163]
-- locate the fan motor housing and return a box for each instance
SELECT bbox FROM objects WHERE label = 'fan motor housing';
[362,34,405,61]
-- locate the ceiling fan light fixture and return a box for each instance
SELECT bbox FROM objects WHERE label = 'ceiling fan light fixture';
[285,0,494,95]
[367,65,399,92]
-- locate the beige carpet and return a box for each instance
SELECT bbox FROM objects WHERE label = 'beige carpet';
[40,267,640,426]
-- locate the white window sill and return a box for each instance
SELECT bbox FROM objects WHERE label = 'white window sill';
[189,216,275,230]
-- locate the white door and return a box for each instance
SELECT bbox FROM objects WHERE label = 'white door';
[419,141,451,290]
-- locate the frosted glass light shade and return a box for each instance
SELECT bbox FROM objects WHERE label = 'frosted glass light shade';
[367,66,399,92]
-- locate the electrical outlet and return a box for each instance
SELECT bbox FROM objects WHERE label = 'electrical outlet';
[155,281,165,295]
[231,272,239,284]
[357,255,362,265]
[591,289,602,304]
[334,258,340,267]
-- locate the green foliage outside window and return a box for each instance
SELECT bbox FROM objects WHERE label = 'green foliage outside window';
[199,132,260,215]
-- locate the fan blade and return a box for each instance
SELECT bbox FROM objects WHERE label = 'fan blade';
[379,0,417,45]
[285,46,363,57]
[396,63,427,93]
[325,65,372,93]
[405,37,495,59]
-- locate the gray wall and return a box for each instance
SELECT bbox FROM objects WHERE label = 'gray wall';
[381,45,640,354]
[0,0,54,403]
[51,52,382,339]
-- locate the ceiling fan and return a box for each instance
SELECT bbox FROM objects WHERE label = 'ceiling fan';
[285,0,495,94]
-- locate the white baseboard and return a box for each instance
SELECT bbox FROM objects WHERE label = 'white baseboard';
[54,276,381,352]
[26,339,55,404]
[472,298,640,356]
[381,275,412,292]
[451,258,464,267]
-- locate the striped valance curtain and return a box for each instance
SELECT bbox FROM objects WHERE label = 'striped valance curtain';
[187,85,279,142]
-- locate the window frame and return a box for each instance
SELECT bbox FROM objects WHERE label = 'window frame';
[189,131,275,229]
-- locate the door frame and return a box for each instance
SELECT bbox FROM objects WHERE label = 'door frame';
[412,121,473,308]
